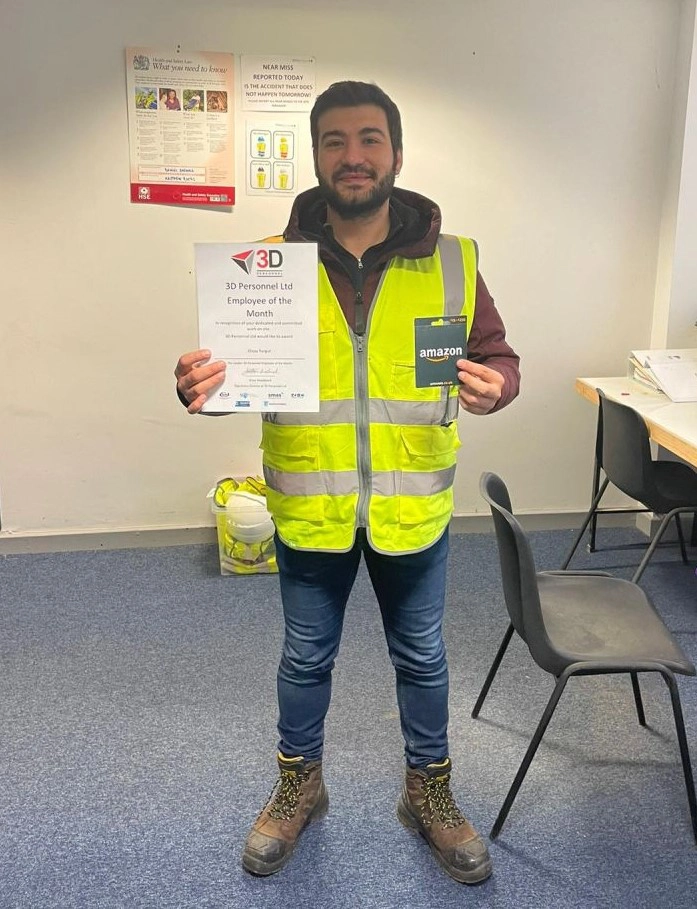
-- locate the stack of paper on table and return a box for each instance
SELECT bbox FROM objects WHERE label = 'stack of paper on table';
[628,349,697,402]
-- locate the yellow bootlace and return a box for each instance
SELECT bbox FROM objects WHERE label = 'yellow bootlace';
[267,767,308,820]
[422,773,467,828]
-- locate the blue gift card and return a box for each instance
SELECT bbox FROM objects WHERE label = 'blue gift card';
[414,316,467,387]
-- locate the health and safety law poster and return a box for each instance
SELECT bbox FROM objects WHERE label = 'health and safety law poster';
[126,47,235,206]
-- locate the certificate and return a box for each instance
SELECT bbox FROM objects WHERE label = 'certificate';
[195,242,319,412]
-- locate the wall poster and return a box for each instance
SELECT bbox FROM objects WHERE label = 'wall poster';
[126,46,235,206]
[240,55,313,199]
[241,55,315,112]
[245,121,300,197]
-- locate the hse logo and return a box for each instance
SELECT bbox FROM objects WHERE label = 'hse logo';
[418,345,464,363]
[231,248,284,274]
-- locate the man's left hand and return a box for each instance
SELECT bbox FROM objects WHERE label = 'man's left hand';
[456,359,504,415]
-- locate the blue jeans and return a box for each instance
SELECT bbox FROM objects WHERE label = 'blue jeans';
[275,528,450,768]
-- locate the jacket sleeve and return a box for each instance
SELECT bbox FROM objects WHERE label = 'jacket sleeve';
[467,271,520,412]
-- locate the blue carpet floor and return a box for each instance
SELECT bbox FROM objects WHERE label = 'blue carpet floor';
[0,525,695,908]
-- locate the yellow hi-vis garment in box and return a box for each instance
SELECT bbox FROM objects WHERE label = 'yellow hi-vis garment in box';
[261,234,477,554]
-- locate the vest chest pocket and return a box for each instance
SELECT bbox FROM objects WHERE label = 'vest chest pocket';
[390,360,444,403]
[390,360,416,398]
[399,424,460,471]
[260,425,321,472]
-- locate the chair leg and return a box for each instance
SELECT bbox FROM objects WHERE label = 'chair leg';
[490,671,571,839]
[472,623,514,719]
[561,478,610,570]
[588,457,602,553]
[631,511,677,583]
[630,672,646,726]
[659,670,697,845]
[674,514,688,564]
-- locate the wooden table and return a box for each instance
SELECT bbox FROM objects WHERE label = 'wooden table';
[576,377,697,469]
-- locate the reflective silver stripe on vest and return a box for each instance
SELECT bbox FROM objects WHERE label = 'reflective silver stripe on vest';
[373,465,457,496]
[264,465,456,497]
[263,397,454,426]
[262,400,355,426]
[369,398,454,426]
[264,466,358,496]
[437,234,466,419]
[437,234,466,316]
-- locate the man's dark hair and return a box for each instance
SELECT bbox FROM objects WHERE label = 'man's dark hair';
[310,81,403,154]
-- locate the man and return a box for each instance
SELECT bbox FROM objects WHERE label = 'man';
[175,81,520,884]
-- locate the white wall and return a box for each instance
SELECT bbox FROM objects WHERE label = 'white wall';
[652,0,697,347]
[0,0,686,540]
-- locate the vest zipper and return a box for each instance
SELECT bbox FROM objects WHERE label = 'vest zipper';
[354,330,371,529]
[352,256,371,529]
[354,258,365,334]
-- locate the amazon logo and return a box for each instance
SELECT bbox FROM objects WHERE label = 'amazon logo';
[418,346,464,363]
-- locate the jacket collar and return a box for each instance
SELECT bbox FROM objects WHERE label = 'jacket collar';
[282,186,442,261]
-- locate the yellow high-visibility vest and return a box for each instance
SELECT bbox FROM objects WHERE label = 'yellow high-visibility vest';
[261,234,478,553]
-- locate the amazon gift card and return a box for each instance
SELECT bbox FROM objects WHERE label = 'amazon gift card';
[414,316,467,388]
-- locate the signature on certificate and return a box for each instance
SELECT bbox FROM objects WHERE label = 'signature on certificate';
[243,366,279,376]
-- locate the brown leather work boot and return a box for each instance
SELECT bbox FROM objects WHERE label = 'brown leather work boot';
[397,757,492,884]
[242,752,328,876]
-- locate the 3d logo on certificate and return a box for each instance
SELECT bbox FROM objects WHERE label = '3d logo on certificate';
[195,242,319,412]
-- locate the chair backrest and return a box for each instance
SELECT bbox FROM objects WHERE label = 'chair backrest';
[479,472,552,658]
[598,389,655,502]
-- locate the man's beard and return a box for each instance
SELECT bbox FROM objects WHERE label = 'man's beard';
[318,167,396,219]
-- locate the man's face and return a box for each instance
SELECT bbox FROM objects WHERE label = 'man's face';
[314,104,402,219]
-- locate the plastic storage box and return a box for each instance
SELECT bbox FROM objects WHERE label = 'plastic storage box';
[208,479,278,576]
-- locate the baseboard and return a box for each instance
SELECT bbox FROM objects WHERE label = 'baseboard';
[0,511,639,555]
[453,509,643,534]
[635,512,659,539]
[0,525,217,555]
[634,512,685,541]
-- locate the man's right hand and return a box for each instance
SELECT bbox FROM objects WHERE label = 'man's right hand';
[174,349,226,414]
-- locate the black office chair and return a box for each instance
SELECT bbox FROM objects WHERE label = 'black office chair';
[474,471,697,843]
[562,389,697,582]
[569,391,651,556]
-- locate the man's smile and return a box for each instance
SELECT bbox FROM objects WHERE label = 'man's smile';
[334,168,375,187]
